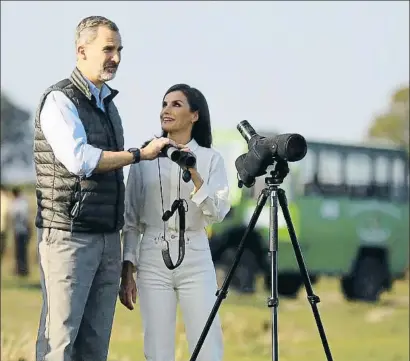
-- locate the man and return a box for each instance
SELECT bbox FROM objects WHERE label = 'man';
[9,186,31,276]
[0,184,10,258]
[34,16,177,361]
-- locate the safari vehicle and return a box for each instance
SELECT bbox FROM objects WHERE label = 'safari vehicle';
[208,128,409,302]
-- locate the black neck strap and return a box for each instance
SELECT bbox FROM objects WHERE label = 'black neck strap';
[161,199,187,270]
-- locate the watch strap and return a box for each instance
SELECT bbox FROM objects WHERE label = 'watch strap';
[128,148,141,164]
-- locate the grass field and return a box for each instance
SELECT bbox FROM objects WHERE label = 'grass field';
[1,246,409,361]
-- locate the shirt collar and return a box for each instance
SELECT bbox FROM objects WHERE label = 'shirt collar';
[185,138,199,151]
[83,76,111,102]
[70,67,118,104]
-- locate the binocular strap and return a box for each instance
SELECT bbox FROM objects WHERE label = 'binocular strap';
[161,200,186,270]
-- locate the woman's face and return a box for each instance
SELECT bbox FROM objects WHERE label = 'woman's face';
[160,90,198,134]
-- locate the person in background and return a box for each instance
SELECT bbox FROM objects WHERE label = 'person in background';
[9,186,30,276]
[0,184,11,258]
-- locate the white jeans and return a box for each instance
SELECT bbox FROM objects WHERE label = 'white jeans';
[136,228,223,361]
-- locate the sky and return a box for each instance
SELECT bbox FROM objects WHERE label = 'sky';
[1,1,409,181]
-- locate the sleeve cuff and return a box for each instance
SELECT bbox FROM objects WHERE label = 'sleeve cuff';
[190,182,210,205]
[123,252,138,272]
[122,230,140,271]
[84,147,103,178]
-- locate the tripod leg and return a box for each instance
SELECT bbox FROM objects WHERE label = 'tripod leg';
[189,189,270,361]
[267,187,279,361]
[277,189,334,361]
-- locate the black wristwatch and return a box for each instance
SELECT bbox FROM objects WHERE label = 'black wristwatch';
[127,148,141,164]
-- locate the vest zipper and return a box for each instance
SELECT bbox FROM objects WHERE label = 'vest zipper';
[70,176,83,233]
[98,107,120,232]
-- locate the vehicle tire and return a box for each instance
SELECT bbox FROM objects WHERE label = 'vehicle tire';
[220,248,258,294]
[340,276,355,301]
[351,256,387,302]
[264,272,302,298]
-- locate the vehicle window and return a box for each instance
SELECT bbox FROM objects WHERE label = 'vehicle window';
[373,154,391,199]
[391,156,408,201]
[301,148,318,195]
[318,150,344,185]
[374,155,390,184]
[345,152,372,198]
[302,148,316,184]
[312,149,345,196]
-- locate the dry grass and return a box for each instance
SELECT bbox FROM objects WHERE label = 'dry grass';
[2,251,408,361]
[1,330,36,361]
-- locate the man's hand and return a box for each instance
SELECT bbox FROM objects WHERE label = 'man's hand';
[178,144,191,153]
[140,137,180,161]
[119,262,137,310]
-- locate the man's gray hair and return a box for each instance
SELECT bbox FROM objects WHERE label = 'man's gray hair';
[75,16,119,48]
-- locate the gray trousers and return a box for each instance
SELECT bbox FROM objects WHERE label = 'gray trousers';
[35,227,122,361]
[15,231,30,276]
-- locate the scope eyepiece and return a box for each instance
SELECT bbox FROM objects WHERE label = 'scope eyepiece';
[237,120,257,144]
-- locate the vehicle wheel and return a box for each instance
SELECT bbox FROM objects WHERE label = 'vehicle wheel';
[340,276,355,300]
[351,256,387,302]
[220,248,258,294]
[264,272,302,298]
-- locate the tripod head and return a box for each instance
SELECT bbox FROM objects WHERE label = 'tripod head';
[265,159,290,186]
[238,159,290,189]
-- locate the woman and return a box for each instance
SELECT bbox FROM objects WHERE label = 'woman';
[120,83,230,361]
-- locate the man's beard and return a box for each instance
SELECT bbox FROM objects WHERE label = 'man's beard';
[99,64,118,82]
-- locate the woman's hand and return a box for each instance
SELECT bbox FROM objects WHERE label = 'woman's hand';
[187,167,204,191]
[119,261,137,310]
[177,145,204,191]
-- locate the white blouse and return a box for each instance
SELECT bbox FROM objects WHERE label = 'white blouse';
[122,138,231,266]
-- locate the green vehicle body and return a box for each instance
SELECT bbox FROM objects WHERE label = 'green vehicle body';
[209,128,409,301]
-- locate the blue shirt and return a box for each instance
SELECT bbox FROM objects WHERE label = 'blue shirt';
[39,77,112,178]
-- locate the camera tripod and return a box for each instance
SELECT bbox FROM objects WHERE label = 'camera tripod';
[189,160,333,361]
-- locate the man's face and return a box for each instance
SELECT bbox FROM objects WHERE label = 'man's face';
[78,26,123,84]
